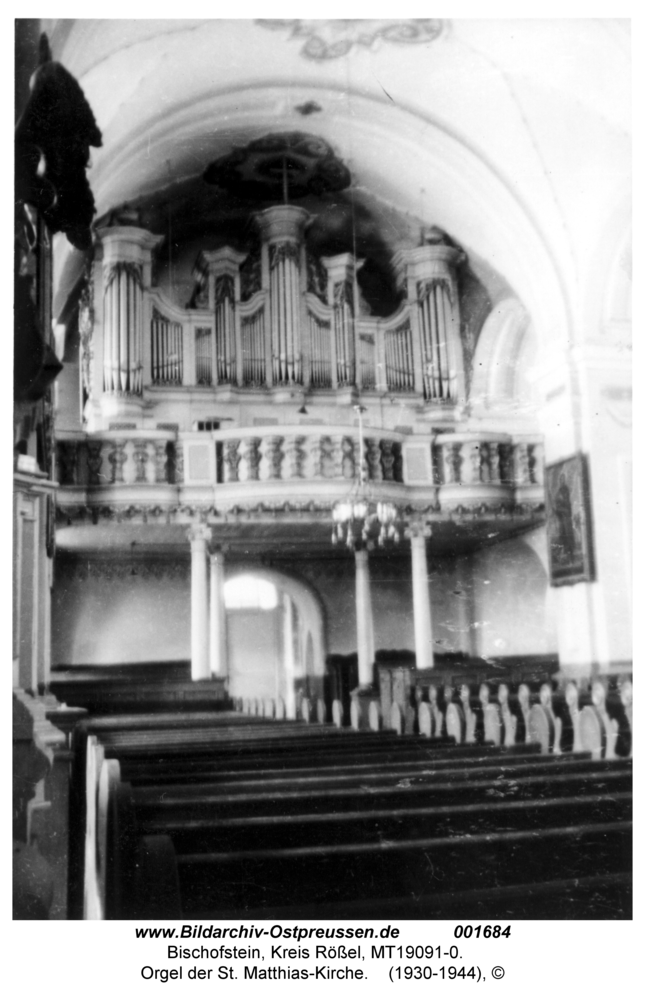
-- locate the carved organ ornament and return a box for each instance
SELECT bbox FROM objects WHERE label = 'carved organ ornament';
[91,211,465,408]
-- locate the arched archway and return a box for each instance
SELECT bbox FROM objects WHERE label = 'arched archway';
[470,298,539,415]
[224,565,326,709]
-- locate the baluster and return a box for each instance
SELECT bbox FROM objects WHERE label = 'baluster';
[108,440,127,484]
[442,442,462,484]
[488,442,501,483]
[223,440,241,483]
[242,437,262,481]
[470,441,482,484]
[341,436,356,480]
[133,441,149,483]
[86,441,104,485]
[284,436,306,479]
[365,438,383,481]
[308,436,324,479]
[380,439,395,482]
[528,441,544,485]
[330,435,344,479]
[262,436,284,480]
[153,441,168,484]
[514,442,530,485]
[174,440,184,484]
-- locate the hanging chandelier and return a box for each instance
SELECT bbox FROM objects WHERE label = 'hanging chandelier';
[331,406,402,550]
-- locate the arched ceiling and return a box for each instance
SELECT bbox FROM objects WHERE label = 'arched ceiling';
[43,18,630,345]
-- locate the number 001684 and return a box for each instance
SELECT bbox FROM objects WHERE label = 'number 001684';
[454,925,511,939]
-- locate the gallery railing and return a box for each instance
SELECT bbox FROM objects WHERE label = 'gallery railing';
[56,426,543,516]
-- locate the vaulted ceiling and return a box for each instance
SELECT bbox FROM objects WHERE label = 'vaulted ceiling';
[42,18,630,344]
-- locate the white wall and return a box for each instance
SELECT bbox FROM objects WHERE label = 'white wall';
[471,535,557,659]
[52,569,190,665]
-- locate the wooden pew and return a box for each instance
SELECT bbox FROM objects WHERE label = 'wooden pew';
[98,741,631,920]
[377,666,633,759]
[67,714,475,914]
[202,872,631,921]
[71,696,633,921]
[130,762,631,823]
[120,744,548,786]
[136,791,632,854]
[174,820,631,916]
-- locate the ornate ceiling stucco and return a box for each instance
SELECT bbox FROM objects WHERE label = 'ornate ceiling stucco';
[203,132,351,201]
[256,19,445,61]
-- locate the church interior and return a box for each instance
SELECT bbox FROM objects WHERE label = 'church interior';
[13,19,631,921]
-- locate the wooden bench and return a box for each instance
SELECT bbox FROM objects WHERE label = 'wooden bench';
[136,790,632,854]
[69,703,632,921]
[120,744,548,786]
[130,762,631,822]
[174,820,631,916]
[375,668,633,759]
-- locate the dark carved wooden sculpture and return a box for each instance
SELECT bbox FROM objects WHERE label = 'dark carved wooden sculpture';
[15,34,102,251]
[14,33,101,406]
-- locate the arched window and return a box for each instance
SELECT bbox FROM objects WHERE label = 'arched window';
[224,575,278,610]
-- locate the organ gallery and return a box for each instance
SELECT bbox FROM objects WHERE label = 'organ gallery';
[13,19,631,923]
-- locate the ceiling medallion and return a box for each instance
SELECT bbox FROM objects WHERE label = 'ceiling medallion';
[204,132,351,201]
[256,19,445,61]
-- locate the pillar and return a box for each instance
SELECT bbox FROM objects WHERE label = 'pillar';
[355,549,375,687]
[188,526,211,680]
[533,342,628,677]
[410,527,435,668]
[209,548,227,677]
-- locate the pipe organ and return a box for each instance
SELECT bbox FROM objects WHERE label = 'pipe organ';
[87,211,466,427]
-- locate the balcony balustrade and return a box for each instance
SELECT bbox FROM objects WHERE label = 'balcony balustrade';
[56,426,544,520]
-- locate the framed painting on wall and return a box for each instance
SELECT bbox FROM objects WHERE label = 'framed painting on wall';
[545,453,595,586]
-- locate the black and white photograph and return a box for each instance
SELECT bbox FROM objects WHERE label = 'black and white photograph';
[11,9,634,990]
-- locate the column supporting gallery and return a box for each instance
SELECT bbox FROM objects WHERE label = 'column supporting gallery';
[209,547,227,677]
[355,548,376,687]
[188,525,211,680]
[410,525,435,668]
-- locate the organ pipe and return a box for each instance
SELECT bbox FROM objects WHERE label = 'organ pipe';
[215,275,236,382]
[103,262,144,394]
[418,278,454,400]
[269,243,301,384]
